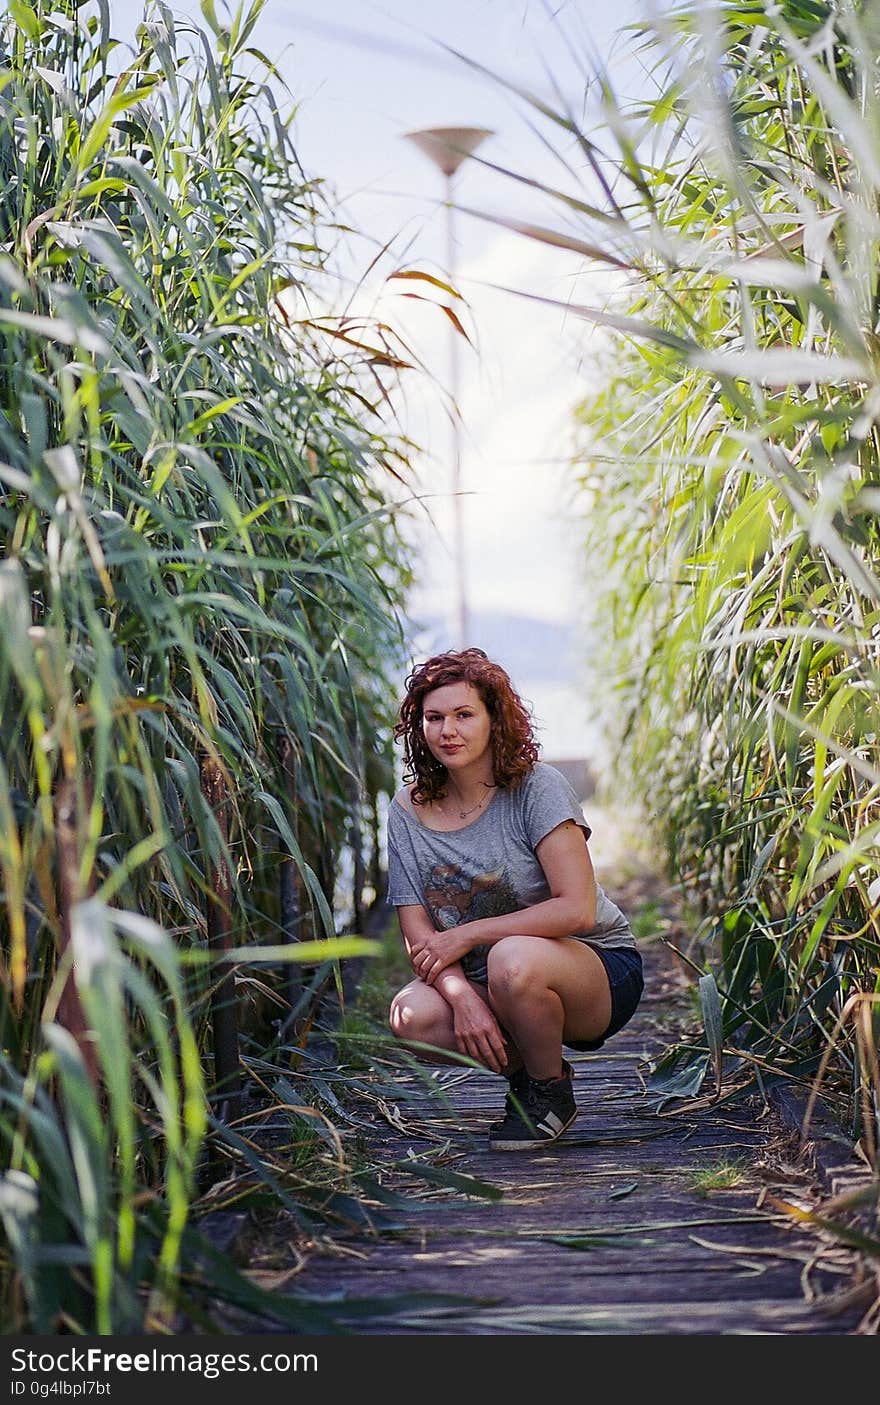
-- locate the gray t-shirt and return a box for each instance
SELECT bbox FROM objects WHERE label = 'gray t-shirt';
[386,761,635,982]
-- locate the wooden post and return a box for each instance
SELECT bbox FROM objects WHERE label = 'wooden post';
[54,777,99,1084]
[200,756,240,1119]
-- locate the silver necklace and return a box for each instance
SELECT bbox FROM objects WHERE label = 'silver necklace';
[448,789,492,820]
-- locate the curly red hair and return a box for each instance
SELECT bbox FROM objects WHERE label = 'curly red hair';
[395,647,540,805]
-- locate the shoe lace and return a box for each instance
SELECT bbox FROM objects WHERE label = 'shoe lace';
[525,1069,569,1108]
[523,1079,549,1113]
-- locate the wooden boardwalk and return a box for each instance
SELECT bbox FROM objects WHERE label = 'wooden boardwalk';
[276,912,870,1335]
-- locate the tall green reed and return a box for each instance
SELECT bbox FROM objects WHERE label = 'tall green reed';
[573,0,880,1139]
[0,0,412,1329]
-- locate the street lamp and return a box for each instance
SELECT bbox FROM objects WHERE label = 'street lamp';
[404,126,493,649]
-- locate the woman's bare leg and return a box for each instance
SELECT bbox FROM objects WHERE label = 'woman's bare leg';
[486,936,612,1080]
[389,977,522,1072]
[389,978,465,1065]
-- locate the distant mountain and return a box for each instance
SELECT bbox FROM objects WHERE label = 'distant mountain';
[406,611,580,685]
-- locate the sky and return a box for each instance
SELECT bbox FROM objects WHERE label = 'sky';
[108,0,655,757]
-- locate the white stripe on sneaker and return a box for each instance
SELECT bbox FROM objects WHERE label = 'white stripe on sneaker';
[538,1112,565,1134]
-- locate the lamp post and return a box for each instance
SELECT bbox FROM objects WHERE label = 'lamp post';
[404,126,492,649]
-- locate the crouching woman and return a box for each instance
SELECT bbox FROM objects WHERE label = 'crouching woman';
[386,647,644,1151]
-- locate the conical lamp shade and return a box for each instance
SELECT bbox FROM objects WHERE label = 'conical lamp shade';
[404,126,493,178]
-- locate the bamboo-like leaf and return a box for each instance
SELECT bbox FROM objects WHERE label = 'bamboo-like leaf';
[212,938,382,964]
[699,974,724,1102]
[689,347,869,386]
[387,268,463,299]
[0,308,111,355]
[766,1196,880,1258]
[456,205,633,268]
[41,1025,111,1331]
[0,1173,42,1328]
[394,1159,504,1201]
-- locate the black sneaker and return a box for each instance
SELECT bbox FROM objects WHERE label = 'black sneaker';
[488,1066,531,1138]
[488,1062,576,1151]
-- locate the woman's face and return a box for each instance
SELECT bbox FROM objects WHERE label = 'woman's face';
[421,681,492,772]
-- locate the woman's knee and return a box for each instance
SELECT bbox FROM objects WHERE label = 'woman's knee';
[388,982,444,1041]
[388,988,416,1039]
[486,936,545,1002]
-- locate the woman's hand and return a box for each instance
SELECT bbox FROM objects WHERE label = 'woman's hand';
[408,924,475,985]
[450,989,509,1074]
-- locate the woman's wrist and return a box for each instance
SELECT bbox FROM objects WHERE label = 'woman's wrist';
[460,919,484,948]
[434,965,474,1005]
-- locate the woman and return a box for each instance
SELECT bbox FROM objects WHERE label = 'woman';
[387,647,644,1150]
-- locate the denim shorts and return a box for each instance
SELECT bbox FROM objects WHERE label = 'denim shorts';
[469,941,644,1053]
[564,943,644,1052]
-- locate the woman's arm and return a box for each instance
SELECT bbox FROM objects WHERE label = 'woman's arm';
[407,820,597,986]
[471,818,596,940]
[397,903,473,1002]
[396,903,510,1071]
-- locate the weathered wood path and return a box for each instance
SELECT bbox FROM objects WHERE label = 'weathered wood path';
[276,877,870,1335]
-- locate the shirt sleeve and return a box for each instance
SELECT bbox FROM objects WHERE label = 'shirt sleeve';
[385,805,424,907]
[520,764,593,850]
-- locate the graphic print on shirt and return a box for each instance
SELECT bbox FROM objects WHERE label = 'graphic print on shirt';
[424,862,520,930]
